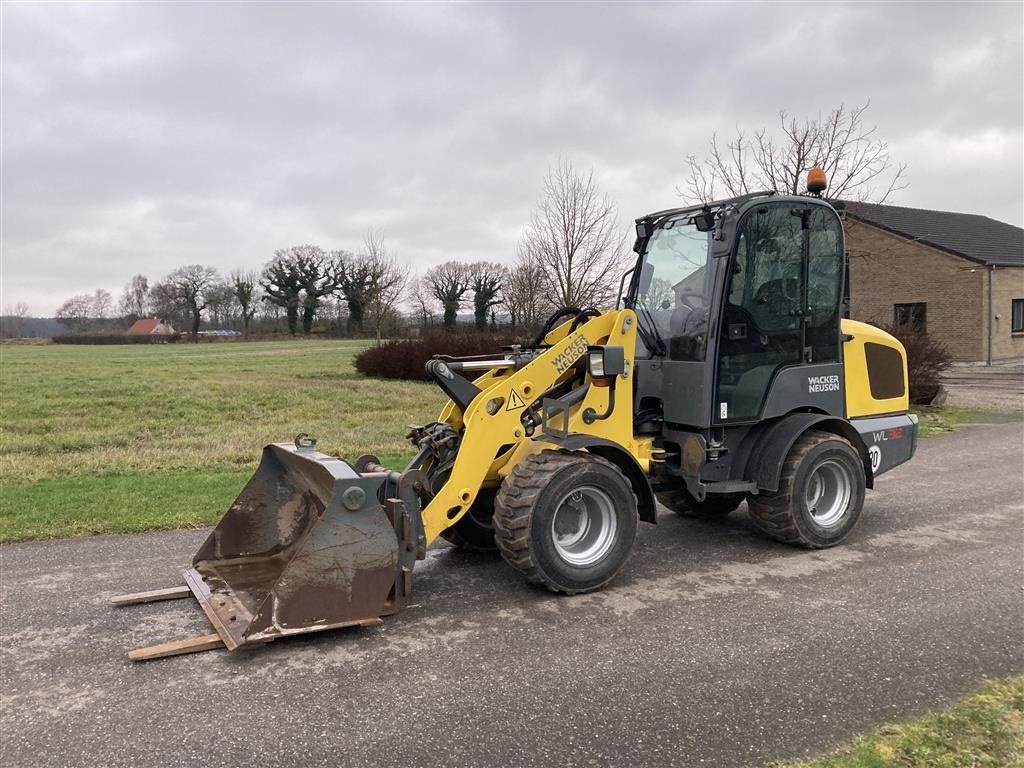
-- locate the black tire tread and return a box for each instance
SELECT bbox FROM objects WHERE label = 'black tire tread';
[747,430,855,548]
[493,450,635,594]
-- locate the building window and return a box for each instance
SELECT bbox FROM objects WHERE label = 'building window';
[894,302,927,331]
[1012,299,1024,333]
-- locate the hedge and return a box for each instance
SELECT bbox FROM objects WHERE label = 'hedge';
[52,333,182,345]
[354,332,525,380]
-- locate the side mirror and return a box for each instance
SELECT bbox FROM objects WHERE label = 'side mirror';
[638,262,654,297]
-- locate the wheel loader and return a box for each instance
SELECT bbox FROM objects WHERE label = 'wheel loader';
[116,169,917,660]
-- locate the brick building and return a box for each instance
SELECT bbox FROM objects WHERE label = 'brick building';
[837,201,1024,363]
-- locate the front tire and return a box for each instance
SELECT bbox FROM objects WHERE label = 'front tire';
[747,430,866,548]
[493,450,638,594]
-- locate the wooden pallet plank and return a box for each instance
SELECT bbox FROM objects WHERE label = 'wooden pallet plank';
[111,585,192,606]
[127,633,224,661]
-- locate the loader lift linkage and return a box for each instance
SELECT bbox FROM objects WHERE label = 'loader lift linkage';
[116,170,918,660]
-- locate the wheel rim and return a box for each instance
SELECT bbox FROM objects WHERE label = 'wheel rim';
[551,485,617,566]
[804,458,853,527]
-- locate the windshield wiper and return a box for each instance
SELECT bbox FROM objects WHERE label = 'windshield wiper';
[637,304,667,357]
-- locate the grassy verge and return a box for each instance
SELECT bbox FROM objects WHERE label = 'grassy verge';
[0,340,431,541]
[912,405,1019,438]
[771,676,1024,768]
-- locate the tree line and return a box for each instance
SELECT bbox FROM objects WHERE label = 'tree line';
[52,159,630,341]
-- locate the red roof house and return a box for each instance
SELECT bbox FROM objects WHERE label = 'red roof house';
[127,318,175,335]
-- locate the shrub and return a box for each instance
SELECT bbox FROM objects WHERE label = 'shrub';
[879,321,952,404]
[354,332,525,380]
[52,333,182,345]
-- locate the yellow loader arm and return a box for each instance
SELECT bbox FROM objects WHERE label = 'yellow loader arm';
[419,308,649,543]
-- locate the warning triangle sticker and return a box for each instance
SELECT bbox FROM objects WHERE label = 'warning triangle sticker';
[506,389,526,411]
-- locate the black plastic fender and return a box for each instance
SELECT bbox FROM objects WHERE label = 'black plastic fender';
[534,434,658,523]
[746,412,873,494]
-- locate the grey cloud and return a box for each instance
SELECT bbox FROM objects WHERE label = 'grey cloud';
[2,1,1021,314]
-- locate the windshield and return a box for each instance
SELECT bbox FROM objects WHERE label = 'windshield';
[635,221,714,360]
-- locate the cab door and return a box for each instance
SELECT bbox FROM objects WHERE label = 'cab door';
[713,202,844,424]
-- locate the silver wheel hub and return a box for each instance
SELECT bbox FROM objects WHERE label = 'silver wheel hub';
[804,458,853,527]
[551,486,617,566]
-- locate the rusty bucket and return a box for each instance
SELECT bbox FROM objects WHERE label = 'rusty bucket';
[114,439,423,660]
[186,440,413,650]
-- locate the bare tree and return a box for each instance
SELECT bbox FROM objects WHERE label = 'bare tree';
[333,249,376,335]
[149,281,188,332]
[469,261,507,331]
[681,102,907,204]
[504,250,550,331]
[1,301,29,338]
[261,246,339,335]
[157,265,219,341]
[519,159,627,309]
[424,261,472,330]
[261,258,302,335]
[315,295,349,332]
[257,295,285,330]
[204,280,237,328]
[92,289,113,324]
[118,274,149,324]
[55,294,97,332]
[291,246,341,334]
[407,276,437,330]
[361,231,407,343]
[230,270,260,337]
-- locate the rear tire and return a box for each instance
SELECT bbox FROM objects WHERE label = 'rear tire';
[440,489,498,552]
[493,450,638,594]
[747,430,865,548]
[656,487,745,518]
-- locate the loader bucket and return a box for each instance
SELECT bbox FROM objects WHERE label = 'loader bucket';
[181,441,413,651]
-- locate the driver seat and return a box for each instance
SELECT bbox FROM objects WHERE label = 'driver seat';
[669,304,693,336]
[750,278,798,328]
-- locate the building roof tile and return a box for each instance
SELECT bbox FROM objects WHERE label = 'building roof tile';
[128,318,163,334]
[836,200,1024,267]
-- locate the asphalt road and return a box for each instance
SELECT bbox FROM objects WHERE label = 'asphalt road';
[2,421,1022,768]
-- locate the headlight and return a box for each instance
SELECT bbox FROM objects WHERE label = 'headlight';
[587,346,625,380]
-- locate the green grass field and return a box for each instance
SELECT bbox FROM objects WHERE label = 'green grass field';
[0,340,437,541]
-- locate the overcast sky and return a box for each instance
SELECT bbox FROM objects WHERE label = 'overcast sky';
[3,1,1022,315]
